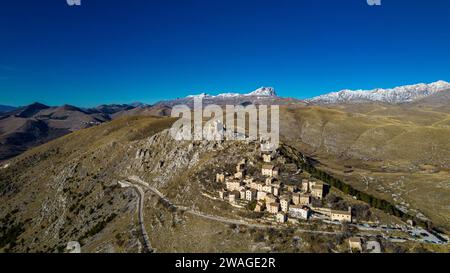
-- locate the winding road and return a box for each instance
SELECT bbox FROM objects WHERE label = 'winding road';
[121,175,447,251]
[126,176,341,235]
[118,180,153,253]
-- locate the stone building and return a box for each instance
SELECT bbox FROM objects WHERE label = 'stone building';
[262,184,273,194]
[311,183,324,199]
[228,191,240,204]
[239,190,246,200]
[331,207,352,222]
[293,193,311,206]
[301,179,310,192]
[267,202,280,214]
[262,153,272,163]
[265,193,277,204]
[280,195,292,212]
[257,191,267,201]
[262,164,279,177]
[292,193,301,205]
[348,237,363,252]
[249,181,264,192]
[254,201,266,212]
[272,186,280,197]
[289,205,310,220]
[226,180,243,191]
[216,173,225,183]
[245,189,257,202]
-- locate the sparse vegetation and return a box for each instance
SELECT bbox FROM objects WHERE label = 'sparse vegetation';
[280,144,432,229]
[79,213,117,242]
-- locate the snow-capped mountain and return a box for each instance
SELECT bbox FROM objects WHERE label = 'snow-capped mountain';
[156,87,302,107]
[247,87,277,97]
[187,87,277,99]
[308,80,450,104]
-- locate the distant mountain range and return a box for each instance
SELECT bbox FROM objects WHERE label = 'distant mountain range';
[308,80,450,104]
[187,86,277,98]
[0,103,156,161]
[0,105,16,113]
[156,87,303,107]
[1,81,449,161]
[159,81,450,106]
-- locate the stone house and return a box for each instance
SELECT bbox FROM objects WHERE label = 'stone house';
[267,202,280,214]
[262,184,273,194]
[280,195,292,212]
[262,153,272,163]
[239,190,246,200]
[293,193,311,206]
[257,191,267,201]
[311,183,324,199]
[311,206,332,216]
[265,193,277,204]
[245,189,257,202]
[348,237,363,252]
[292,193,301,205]
[262,164,279,177]
[254,201,266,212]
[272,186,280,197]
[301,179,310,192]
[250,181,264,192]
[228,191,240,204]
[289,205,310,220]
[331,207,352,222]
[226,180,243,191]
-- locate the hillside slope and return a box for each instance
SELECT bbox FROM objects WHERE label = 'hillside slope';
[279,104,450,229]
[2,115,341,253]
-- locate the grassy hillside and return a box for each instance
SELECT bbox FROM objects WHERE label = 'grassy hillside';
[0,116,175,252]
[279,104,450,230]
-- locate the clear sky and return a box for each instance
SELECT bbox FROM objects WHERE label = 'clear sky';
[0,0,449,107]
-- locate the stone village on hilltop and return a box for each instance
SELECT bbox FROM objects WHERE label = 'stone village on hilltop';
[215,144,352,225]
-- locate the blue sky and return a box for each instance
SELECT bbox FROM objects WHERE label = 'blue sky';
[0,0,449,107]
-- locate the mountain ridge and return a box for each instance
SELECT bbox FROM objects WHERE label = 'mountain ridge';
[1,81,448,161]
[308,80,450,105]
[0,105,16,113]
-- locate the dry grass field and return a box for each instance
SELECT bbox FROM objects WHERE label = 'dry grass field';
[279,101,450,230]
